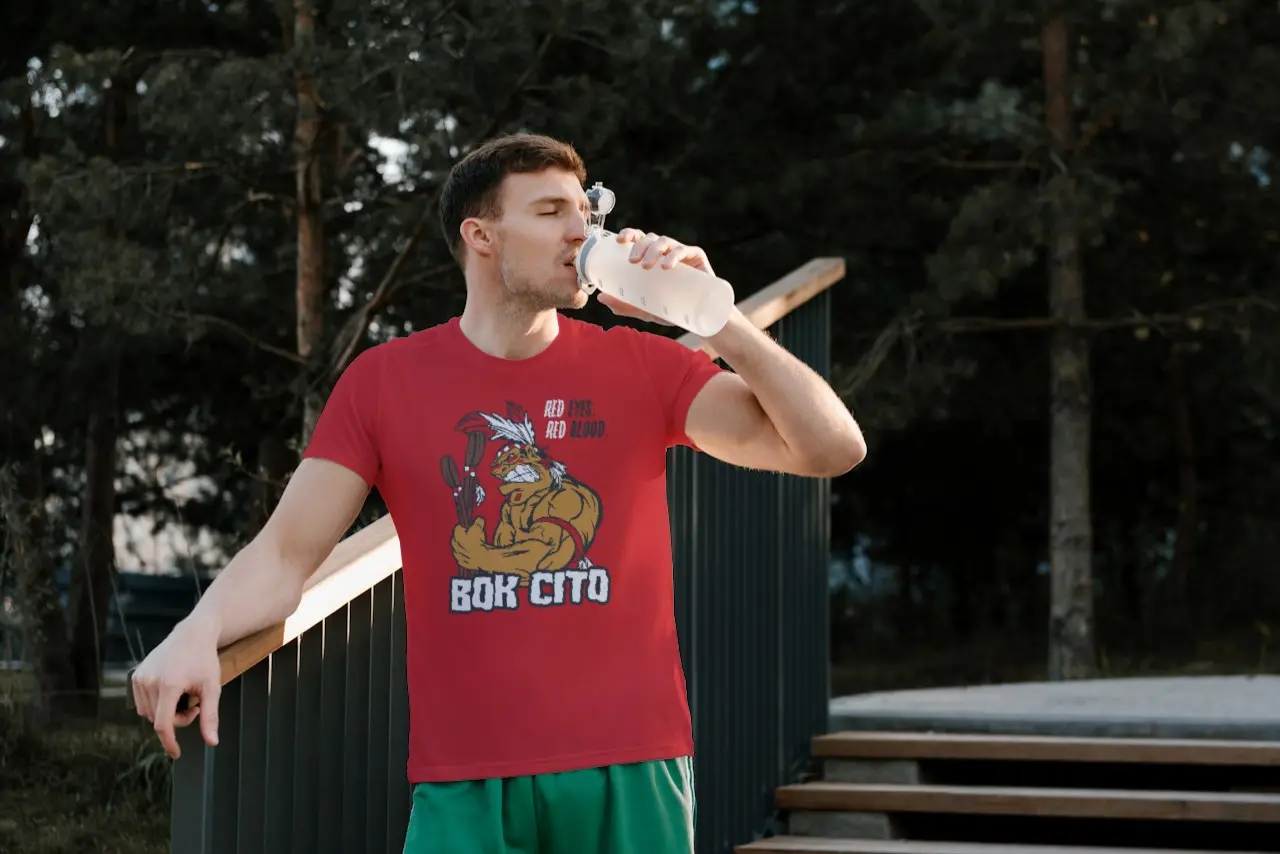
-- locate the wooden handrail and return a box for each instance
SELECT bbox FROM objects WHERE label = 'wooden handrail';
[214,514,399,685]
[211,256,846,686]
[676,257,845,357]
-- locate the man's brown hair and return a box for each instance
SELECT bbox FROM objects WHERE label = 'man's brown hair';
[439,132,587,264]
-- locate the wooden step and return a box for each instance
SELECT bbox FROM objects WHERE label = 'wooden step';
[775,782,1280,823]
[813,732,1280,767]
[737,838,1271,854]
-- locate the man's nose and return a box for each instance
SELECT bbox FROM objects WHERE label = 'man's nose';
[567,211,588,241]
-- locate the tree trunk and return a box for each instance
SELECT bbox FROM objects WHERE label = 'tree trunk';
[0,103,72,723]
[254,433,292,530]
[5,453,75,725]
[1116,520,1144,628]
[1166,341,1198,625]
[951,564,973,641]
[67,76,127,717]
[1042,11,1097,681]
[69,356,119,717]
[898,564,915,643]
[294,0,327,446]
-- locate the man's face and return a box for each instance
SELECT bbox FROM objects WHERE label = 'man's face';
[490,169,590,311]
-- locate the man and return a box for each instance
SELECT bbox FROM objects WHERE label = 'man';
[131,132,866,853]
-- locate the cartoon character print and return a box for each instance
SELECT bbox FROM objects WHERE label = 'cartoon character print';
[442,402,602,586]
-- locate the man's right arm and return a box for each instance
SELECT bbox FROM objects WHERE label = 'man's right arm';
[131,457,370,758]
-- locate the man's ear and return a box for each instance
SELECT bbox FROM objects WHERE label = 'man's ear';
[459,217,496,258]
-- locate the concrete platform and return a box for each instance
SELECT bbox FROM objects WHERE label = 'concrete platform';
[829,676,1280,741]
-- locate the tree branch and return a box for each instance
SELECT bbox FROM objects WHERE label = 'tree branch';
[834,144,1039,173]
[834,298,1277,401]
[326,21,563,379]
[325,194,445,375]
[930,157,1034,171]
[933,297,1278,334]
[165,309,306,364]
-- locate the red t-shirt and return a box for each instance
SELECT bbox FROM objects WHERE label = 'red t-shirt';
[303,315,724,782]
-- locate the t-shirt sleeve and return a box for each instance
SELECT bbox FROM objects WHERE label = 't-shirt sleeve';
[630,327,726,449]
[302,346,384,486]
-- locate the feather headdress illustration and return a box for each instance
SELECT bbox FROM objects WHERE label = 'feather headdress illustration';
[443,402,601,583]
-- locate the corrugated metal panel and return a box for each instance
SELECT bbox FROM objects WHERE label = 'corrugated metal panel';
[670,289,832,853]
[171,574,412,854]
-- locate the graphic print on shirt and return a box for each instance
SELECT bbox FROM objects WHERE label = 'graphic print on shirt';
[441,399,609,613]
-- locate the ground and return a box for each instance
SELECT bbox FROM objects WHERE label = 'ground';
[1,676,167,854]
[829,674,1280,739]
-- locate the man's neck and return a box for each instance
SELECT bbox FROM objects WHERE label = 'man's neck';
[458,287,560,361]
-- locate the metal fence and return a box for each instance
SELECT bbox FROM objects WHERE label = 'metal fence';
[169,289,832,853]
[669,287,833,853]
[172,575,411,853]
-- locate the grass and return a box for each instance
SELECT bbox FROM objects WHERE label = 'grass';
[0,708,169,854]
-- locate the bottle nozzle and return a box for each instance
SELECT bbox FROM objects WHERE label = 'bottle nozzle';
[586,181,615,230]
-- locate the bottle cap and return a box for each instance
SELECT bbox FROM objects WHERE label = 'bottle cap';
[586,181,615,230]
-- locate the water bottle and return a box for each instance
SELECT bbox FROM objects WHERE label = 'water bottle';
[575,182,735,338]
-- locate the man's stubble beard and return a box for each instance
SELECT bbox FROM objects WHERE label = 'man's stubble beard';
[499,256,586,312]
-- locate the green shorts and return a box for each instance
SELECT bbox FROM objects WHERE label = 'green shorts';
[401,756,695,854]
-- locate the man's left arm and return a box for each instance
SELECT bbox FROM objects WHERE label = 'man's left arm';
[601,228,866,478]
[685,309,866,477]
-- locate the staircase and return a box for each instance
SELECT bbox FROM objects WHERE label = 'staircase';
[739,732,1280,854]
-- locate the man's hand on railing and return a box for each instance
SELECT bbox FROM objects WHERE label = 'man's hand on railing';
[130,615,223,759]
[127,458,374,759]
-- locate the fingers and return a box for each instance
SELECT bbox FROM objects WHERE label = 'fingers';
[153,683,185,759]
[616,228,666,260]
[636,236,677,269]
[132,673,155,722]
[620,232,671,269]
[148,678,220,758]
[174,705,200,729]
[198,680,221,747]
[613,229,707,272]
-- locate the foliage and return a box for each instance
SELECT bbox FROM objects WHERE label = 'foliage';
[1,0,1279,707]
[0,708,168,854]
